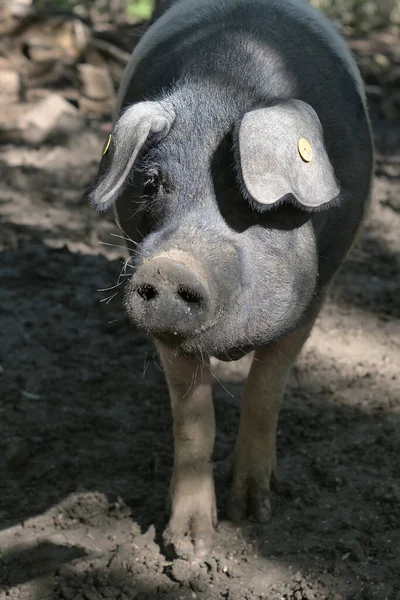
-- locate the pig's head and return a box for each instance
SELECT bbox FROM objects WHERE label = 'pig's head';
[90,95,340,360]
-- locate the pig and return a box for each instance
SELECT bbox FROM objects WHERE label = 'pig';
[89,0,373,557]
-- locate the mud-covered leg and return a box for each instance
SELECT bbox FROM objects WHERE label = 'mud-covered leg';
[158,345,217,558]
[226,317,317,523]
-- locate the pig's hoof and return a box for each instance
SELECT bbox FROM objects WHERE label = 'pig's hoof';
[226,477,272,523]
[163,514,215,559]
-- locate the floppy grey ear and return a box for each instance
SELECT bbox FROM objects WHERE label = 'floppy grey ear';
[89,100,175,211]
[236,99,340,209]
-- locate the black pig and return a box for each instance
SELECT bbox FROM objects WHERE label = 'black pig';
[90,0,374,557]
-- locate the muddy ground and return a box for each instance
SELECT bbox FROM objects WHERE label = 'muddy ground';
[1,38,400,600]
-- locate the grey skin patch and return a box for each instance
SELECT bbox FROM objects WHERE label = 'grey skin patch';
[237,99,341,209]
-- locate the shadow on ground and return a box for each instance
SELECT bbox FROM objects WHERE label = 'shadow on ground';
[0,234,399,599]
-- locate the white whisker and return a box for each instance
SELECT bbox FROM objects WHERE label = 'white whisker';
[207,362,234,397]
[110,233,139,246]
[152,354,164,373]
[183,364,198,399]
[99,241,129,251]
[114,219,141,246]
[100,291,119,304]
[142,351,150,378]
[97,279,127,292]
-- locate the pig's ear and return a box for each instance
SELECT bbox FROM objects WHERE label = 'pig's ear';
[236,99,340,210]
[89,100,175,211]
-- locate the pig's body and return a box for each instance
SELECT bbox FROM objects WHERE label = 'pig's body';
[91,0,373,557]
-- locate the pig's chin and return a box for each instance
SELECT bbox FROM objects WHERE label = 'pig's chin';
[211,347,251,362]
[158,335,252,363]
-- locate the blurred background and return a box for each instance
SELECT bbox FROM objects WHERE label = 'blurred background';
[1,0,400,129]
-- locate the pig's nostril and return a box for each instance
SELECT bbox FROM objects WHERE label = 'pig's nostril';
[177,285,203,305]
[137,283,158,301]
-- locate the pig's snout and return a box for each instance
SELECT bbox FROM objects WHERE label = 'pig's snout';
[126,256,212,343]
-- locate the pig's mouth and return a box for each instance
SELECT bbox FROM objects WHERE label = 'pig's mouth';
[212,347,252,362]
[154,325,253,362]
[155,337,250,363]
[147,310,227,355]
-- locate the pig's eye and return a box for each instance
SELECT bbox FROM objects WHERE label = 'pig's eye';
[142,171,169,197]
[143,173,160,197]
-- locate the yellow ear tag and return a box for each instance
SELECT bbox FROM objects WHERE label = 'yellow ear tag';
[102,133,112,156]
[298,138,313,162]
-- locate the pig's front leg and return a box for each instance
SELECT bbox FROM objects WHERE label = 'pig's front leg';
[226,319,316,523]
[158,345,217,558]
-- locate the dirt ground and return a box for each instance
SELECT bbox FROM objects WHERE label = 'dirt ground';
[1,34,400,600]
